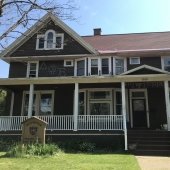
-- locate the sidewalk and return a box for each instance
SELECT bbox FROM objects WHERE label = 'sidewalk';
[136,156,170,170]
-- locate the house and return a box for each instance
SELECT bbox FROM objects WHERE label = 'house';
[0,13,170,153]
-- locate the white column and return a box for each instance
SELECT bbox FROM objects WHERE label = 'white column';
[10,91,14,116]
[164,81,170,131]
[74,83,79,131]
[121,82,128,150]
[28,84,34,118]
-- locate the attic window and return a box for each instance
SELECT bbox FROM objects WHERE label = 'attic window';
[129,57,140,65]
[36,30,64,50]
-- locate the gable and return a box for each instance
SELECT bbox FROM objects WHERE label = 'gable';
[121,65,168,75]
[1,13,97,59]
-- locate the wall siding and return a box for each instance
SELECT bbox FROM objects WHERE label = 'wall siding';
[10,21,90,57]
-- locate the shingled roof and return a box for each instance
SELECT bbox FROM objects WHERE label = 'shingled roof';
[82,32,170,55]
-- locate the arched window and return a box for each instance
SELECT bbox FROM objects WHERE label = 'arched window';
[47,31,54,49]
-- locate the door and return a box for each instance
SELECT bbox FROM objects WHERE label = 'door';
[132,99,147,127]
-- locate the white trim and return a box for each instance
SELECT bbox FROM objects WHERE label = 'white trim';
[129,57,140,65]
[26,61,39,78]
[36,34,45,50]
[113,56,127,75]
[64,60,74,67]
[28,84,34,118]
[164,81,170,131]
[10,92,14,116]
[129,89,150,128]
[121,64,169,75]
[74,58,87,76]
[74,83,79,131]
[22,90,55,116]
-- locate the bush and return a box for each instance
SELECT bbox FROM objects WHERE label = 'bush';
[6,143,61,157]
[79,142,96,152]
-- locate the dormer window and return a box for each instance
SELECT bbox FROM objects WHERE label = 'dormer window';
[36,30,64,50]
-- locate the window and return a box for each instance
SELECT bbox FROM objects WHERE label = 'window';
[162,56,170,71]
[88,57,111,76]
[79,91,86,115]
[22,91,54,116]
[47,31,54,49]
[101,58,111,75]
[88,90,112,115]
[75,59,86,76]
[27,62,39,78]
[64,60,73,67]
[36,35,45,49]
[115,91,122,115]
[90,58,99,75]
[129,57,140,65]
[36,30,64,50]
[113,58,126,75]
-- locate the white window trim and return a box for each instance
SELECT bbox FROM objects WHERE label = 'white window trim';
[21,90,55,116]
[36,29,64,50]
[87,89,113,115]
[113,57,127,75]
[64,60,74,67]
[26,61,39,78]
[36,34,45,50]
[129,89,150,128]
[129,57,140,65]
[161,56,170,71]
[101,57,112,75]
[74,58,87,76]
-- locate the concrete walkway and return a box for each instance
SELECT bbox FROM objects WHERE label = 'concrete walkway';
[136,156,170,170]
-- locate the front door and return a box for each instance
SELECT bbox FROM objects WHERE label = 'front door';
[130,90,149,128]
[132,99,147,127]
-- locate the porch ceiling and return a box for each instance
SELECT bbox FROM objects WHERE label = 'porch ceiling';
[0,74,170,85]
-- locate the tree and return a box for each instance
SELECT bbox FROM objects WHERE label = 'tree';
[0,0,77,50]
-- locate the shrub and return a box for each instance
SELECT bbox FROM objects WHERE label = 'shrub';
[79,142,96,152]
[6,143,61,157]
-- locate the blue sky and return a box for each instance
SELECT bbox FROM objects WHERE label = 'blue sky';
[1,0,170,77]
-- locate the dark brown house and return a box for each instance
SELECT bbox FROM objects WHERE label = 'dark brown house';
[1,13,170,153]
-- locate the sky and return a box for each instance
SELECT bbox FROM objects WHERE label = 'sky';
[1,0,170,78]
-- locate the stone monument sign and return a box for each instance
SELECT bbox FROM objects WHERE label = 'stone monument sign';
[21,116,47,144]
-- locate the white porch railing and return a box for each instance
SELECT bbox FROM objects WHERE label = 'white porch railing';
[0,115,123,131]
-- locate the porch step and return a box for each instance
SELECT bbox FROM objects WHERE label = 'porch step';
[128,130,170,156]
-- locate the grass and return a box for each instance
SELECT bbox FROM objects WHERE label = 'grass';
[0,152,140,170]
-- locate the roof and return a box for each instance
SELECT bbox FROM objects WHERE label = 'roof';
[82,32,170,55]
[0,13,98,58]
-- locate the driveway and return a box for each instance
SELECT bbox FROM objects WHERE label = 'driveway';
[136,156,170,170]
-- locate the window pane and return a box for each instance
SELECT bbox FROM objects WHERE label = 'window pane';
[116,105,122,115]
[39,37,44,49]
[40,94,52,115]
[132,92,145,98]
[91,59,98,75]
[90,91,111,99]
[130,57,140,64]
[116,59,124,67]
[90,103,110,115]
[29,63,37,77]
[91,59,98,66]
[77,60,85,76]
[79,92,85,115]
[47,32,53,48]
[116,92,122,104]
[56,36,62,48]
[102,58,109,74]
[164,57,170,71]
[115,59,124,75]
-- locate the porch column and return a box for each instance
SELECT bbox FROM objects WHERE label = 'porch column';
[10,91,14,116]
[28,84,34,118]
[121,82,128,150]
[164,81,170,131]
[74,83,79,131]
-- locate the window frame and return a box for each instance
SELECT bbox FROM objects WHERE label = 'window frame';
[64,60,74,67]
[26,61,39,78]
[74,58,87,76]
[161,56,170,71]
[129,57,140,65]
[36,29,64,50]
[21,90,55,116]
[113,57,127,75]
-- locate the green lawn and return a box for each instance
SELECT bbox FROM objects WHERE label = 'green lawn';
[0,152,140,170]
